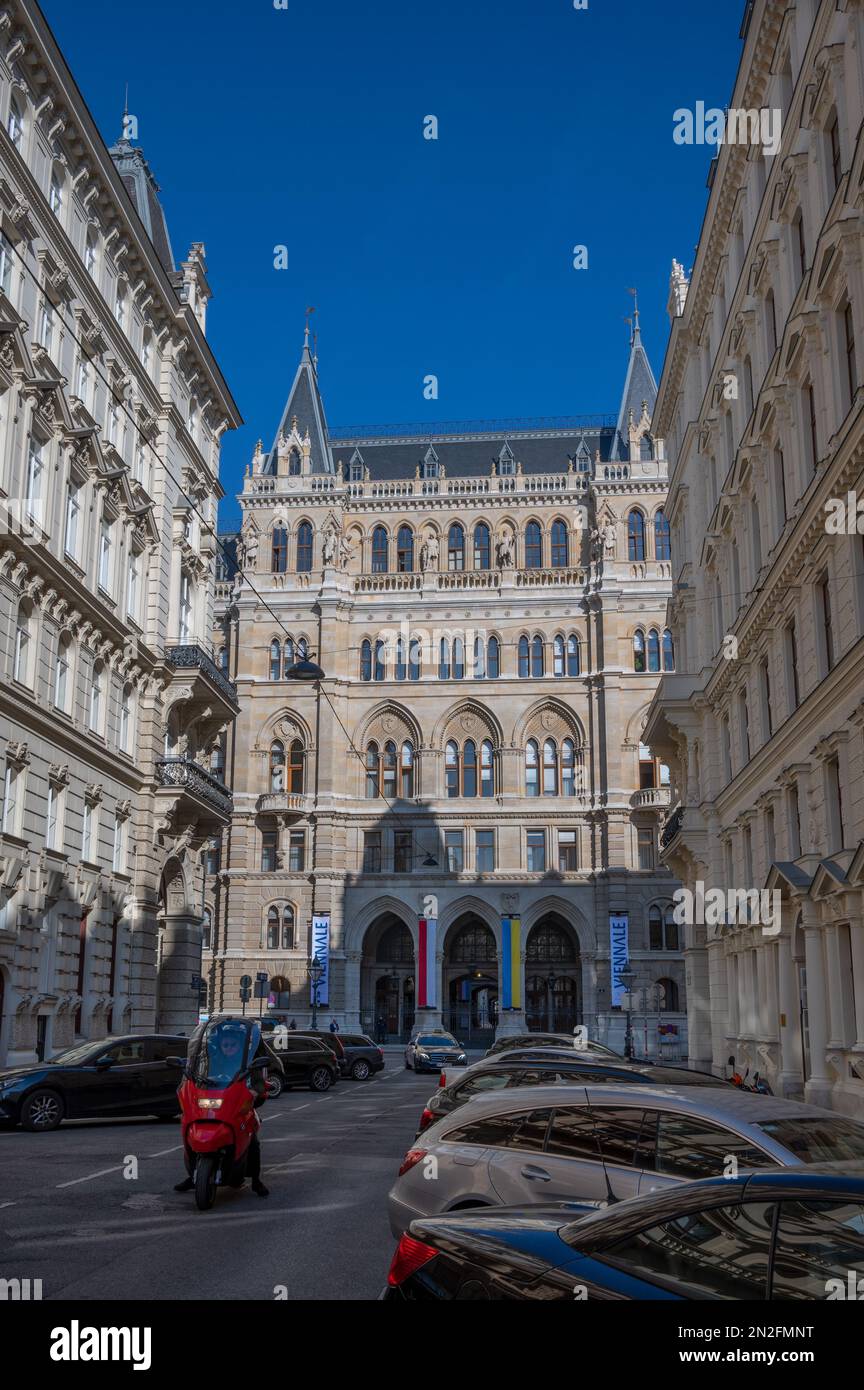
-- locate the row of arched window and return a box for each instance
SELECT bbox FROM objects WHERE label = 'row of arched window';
[359,738,583,799]
[272,523,314,573]
[629,510,671,563]
[634,628,675,673]
[269,638,309,681]
[359,633,583,682]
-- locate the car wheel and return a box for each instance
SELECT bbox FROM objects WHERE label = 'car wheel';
[194,1154,218,1211]
[351,1059,371,1081]
[266,1075,283,1099]
[310,1067,332,1092]
[20,1089,65,1132]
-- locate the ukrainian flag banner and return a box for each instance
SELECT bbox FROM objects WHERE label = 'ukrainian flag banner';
[500,917,522,1010]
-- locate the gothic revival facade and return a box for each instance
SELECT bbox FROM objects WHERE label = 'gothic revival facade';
[0,0,240,1063]
[209,318,684,1051]
[646,0,864,1116]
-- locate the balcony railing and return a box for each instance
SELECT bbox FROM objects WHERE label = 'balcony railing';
[661,804,685,849]
[256,792,308,814]
[165,645,238,706]
[156,758,233,818]
[632,788,672,809]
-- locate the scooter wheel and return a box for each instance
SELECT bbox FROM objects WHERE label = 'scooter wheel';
[194,1154,218,1211]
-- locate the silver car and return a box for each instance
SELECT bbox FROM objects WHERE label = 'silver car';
[388,1082,864,1236]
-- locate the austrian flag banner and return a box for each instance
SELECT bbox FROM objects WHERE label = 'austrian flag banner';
[417,916,437,1008]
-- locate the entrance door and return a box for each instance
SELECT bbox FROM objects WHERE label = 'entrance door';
[36,1015,48,1062]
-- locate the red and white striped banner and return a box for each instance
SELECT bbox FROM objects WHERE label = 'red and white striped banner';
[417,917,437,1008]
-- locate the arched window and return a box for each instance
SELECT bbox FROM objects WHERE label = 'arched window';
[270,639,282,682]
[371,526,389,573]
[270,740,285,793]
[657,978,680,1012]
[374,639,386,681]
[439,637,451,680]
[663,629,675,671]
[647,629,661,673]
[288,740,305,793]
[463,740,478,798]
[401,742,414,798]
[282,905,295,950]
[448,523,465,571]
[553,635,565,678]
[567,634,581,677]
[54,631,72,712]
[654,510,671,562]
[397,525,414,573]
[473,522,491,570]
[453,636,465,680]
[543,738,558,795]
[409,636,422,681]
[649,907,680,952]
[283,638,295,676]
[481,740,494,797]
[633,630,646,672]
[120,683,134,753]
[562,739,577,797]
[297,637,309,661]
[487,636,500,679]
[518,635,530,678]
[271,527,288,572]
[360,639,372,682]
[525,520,543,569]
[551,520,569,568]
[296,522,313,572]
[395,634,407,681]
[13,600,32,684]
[531,634,544,678]
[365,742,380,798]
[270,975,292,1008]
[473,634,486,680]
[445,740,460,798]
[89,660,104,733]
[382,741,397,799]
[526,739,540,797]
[266,906,279,950]
[288,449,301,477]
[628,510,646,561]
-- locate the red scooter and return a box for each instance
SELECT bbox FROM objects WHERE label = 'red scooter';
[172,1017,269,1211]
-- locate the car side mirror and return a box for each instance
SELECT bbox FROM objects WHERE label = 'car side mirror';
[95,1056,114,1069]
[165,1056,185,1070]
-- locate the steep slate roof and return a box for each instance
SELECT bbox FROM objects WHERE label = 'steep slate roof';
[268,335,333,474]
[612,310,658,461]
[329,428,614,480]
[108,136,176,275]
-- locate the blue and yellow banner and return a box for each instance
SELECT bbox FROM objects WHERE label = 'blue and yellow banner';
[500,917,522,1010]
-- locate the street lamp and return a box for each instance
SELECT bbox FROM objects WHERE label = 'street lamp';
[284,654,326,681]
[307,954,325,1029]
[619,967,636,1059]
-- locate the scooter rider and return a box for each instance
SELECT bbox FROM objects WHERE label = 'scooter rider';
[175,1019,270,1197]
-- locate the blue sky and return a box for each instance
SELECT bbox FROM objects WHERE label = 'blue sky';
[40,0,744,528]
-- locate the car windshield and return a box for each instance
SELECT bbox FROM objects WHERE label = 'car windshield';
[46,1041,109,1066]
[758,1118,864,1163]
[418,1036,456,1047]
[189,1020,258,1088]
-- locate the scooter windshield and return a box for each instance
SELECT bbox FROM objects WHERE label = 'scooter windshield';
[190,1020,257,1089]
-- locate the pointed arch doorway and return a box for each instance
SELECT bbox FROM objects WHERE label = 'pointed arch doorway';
[443,914,499,1047]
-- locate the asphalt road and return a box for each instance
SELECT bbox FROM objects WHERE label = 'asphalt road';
[0,1058,450,1301]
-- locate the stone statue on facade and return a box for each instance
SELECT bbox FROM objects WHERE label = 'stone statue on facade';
[238,520,258,572]
[322,527,339,567]
[420,532,439,571]
[603,521,617,557]
[495,532,514,569]
[338,534,353,569]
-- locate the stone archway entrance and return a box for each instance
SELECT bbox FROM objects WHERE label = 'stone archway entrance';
[443,915,499,1047]
[525,914,581,1033]
[360,913,416,1042]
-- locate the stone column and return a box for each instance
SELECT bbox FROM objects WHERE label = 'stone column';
[685,930,712,1070]
[777,927,803,1096]
[802,903,832,1108]
[156,911,203,1032]
[824,923,847,1049]
[344,951,362,1029]
[850,919,864,1051]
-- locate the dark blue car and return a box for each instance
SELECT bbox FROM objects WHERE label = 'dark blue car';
[384,1166,864,1300]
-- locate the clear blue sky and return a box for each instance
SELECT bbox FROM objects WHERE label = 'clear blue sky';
[40,0,744,528]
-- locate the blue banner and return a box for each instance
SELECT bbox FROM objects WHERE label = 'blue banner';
[311,914,330,1006]
[609,914,629,1007]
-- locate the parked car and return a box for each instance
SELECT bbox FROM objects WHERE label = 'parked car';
[405,1032,468,1073]
[417,1058,731,1134]
[388,1082,864,1236]
[0,1034,189,1132]
[268,1034,340,1091]
[338,1034,386,1080]
[291,1030,348,1074]
[384,1166,864,1300]
[484,1033,626,1061]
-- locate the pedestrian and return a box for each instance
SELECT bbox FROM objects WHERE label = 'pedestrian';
[329,1017,339,1033]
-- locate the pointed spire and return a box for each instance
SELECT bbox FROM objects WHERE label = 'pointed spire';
[612,291,658,462]
[267,320,334,475]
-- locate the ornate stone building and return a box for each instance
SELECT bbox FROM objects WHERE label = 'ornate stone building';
[0,0,240,1063]
[645,0,864,1115]
[209,316,685,1051]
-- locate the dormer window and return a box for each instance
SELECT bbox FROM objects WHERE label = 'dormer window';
[350,461,363,482]
[497,444,516,476]
[288,448,301,477]
[421,446,439,479]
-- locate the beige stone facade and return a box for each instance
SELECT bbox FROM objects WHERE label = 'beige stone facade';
[208,330,686,1053]
[0,1,240,1063]
[645,0,864,1114]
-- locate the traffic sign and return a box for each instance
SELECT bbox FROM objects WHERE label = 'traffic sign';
[240,974,252,989]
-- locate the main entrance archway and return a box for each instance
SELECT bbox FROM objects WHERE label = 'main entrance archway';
[443,914,498,1047]
[525,915,581,1033]
[360,913,415,1042]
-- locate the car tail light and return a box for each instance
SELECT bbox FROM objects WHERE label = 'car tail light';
[437,1072,447,1088]
[418,1107,436,1132]
[378,1048,385,1058]
[387,1234,439,1287]
[398,1147,427,1177]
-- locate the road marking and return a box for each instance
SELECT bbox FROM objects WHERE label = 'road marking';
[0,1200,16,1209]
[146,1144,183,1157]
[56,1164,124,1189]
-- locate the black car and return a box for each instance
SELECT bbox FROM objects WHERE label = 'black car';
[268,1033,340,1091]
[416,1057,731,1133]
[339,1034,386,1080]
[290,1030,348,1074]
[384,1166,864,1300]
[0,1034,189,1132]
